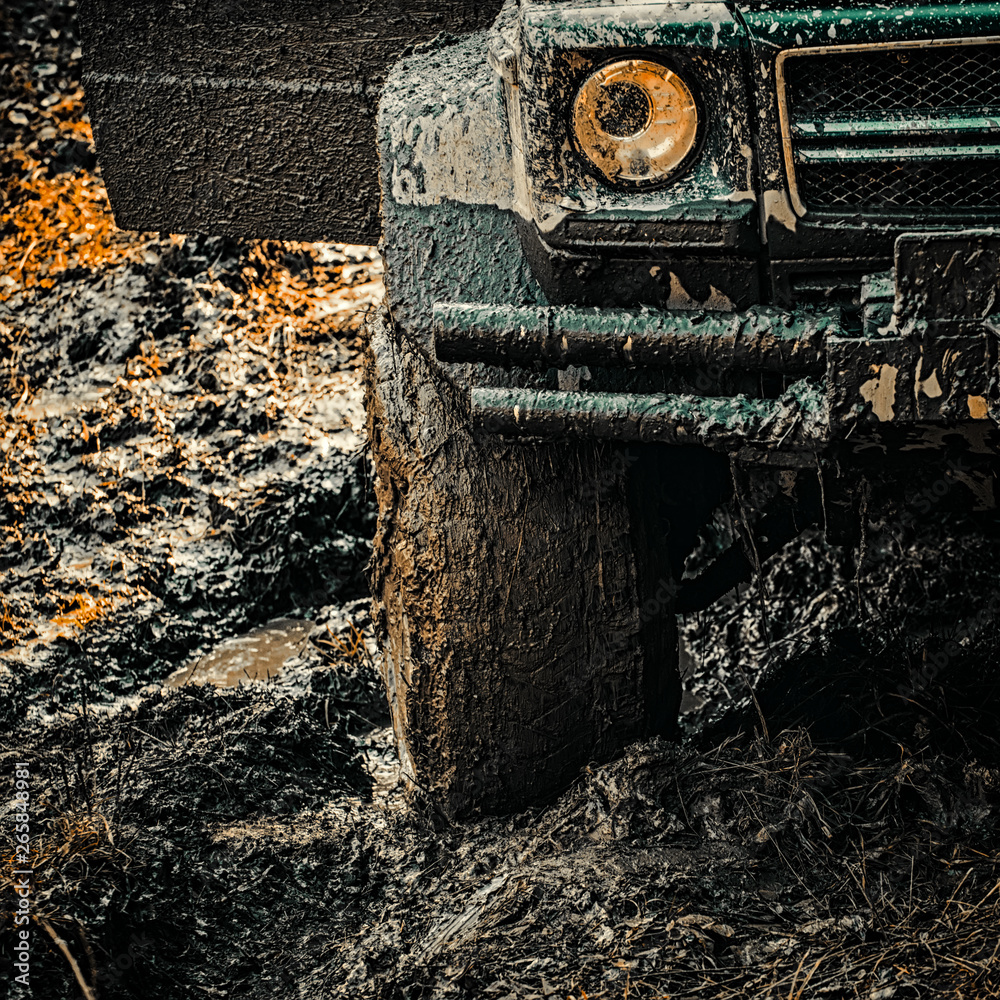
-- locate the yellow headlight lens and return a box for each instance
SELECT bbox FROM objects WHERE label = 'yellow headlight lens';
[572,60,699,186]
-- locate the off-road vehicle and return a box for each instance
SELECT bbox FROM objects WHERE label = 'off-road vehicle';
[80,0,1000,816]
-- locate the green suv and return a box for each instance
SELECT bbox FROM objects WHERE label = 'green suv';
[81,0,1000,816]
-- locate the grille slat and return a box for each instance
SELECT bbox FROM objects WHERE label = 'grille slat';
[781,40,1000,213]
[798,162,1000,210]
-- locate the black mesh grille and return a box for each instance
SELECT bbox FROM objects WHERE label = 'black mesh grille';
[786,43,1000,117]
[784,42,1000,212]
[798,160,1000,210]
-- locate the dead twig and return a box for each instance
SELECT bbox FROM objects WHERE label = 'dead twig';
[39,919,97,1000]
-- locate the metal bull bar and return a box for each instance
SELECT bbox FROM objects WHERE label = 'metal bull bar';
[433,303,830,375]
[468,381,828,454]
[432,234,1000,455]
[431,302,831,458]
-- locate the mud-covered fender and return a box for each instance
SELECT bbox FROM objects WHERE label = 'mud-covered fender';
[78,0,503,243]
[377,30,546,336]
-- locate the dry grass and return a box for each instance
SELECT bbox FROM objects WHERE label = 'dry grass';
[0,86,383,332]
[1,129,159,299]
[316,619,371,664]
[570,730,1000,998]
[50,591,119,633]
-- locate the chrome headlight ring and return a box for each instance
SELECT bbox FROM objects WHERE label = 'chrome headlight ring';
[571,58,702,189]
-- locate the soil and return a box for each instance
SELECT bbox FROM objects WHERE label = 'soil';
[2,3,1000,999]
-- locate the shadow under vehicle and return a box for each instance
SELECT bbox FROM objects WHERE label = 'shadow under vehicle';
[80,0,1000,817]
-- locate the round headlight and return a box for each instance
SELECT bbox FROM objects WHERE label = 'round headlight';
[572,59,699,187]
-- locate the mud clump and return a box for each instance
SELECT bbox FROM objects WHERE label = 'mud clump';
[681,519,1000,763]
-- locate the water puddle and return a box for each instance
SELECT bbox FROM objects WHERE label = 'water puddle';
[166,617,314,688]
[16,393,100,420]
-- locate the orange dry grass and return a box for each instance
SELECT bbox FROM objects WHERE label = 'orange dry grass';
[50,592,118,633]
[316,620,371,663]
[0,90,383,325]
[219,239,385,348]
[0,595,35,648]
[0,91,162,301]
[2,149,159,295]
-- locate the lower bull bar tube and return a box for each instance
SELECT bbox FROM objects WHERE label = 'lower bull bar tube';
[470,380,829,452]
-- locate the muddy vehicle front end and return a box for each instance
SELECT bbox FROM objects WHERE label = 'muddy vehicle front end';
[433,2,1000,470]
[81,0,1000,816]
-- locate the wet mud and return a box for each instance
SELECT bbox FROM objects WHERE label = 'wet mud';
[0,0,382,727]
[3,3,1000,999]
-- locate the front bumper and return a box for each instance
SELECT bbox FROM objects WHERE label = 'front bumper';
[434,234,1000,463]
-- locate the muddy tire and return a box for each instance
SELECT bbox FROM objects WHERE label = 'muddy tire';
[363,309,678,817]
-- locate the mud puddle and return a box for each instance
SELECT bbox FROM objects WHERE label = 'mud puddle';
[165,617,315,688]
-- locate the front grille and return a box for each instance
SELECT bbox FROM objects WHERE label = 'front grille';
[788,43,1000,117]
[799,161,1000,210]
[780,40,1000,213]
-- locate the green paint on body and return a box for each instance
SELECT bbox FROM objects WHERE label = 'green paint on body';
[378,32,547,339]
[521,0,745,51]
[381,200,549,340]
[738,3,1000,49]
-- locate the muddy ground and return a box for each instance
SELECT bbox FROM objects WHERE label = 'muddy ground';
[3,2,1000,998]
